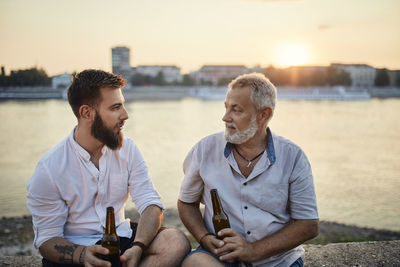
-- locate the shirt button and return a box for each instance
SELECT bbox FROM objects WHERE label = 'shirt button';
[247,231,251,235]
[244,182,247,186]
[244,206,248,209]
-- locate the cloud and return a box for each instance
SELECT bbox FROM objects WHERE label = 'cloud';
[318,24,332,31]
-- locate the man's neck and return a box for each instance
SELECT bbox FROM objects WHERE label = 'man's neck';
[235,127,268,155]
[74,124,104,159]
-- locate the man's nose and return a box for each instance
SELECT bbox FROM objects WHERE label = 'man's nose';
[222,111,231,122]
[121,106,129,120]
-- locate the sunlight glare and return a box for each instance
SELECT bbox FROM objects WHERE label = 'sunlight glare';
[276,42,310,67]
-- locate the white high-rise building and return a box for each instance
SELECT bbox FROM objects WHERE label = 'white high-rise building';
[112,46,132,80]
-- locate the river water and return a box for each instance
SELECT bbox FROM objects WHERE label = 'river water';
[0,98,399,231]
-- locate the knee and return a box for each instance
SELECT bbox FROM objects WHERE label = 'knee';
[159,228,191,255]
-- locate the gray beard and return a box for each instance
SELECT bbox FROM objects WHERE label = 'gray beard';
[224,115,258,144]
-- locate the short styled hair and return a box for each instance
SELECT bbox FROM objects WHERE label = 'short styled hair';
[228,73,277,111]
[67,69,126,118]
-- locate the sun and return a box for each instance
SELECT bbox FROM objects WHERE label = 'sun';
[276,42,310,67]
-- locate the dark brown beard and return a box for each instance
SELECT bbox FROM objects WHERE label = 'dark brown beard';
[91,111,124,150]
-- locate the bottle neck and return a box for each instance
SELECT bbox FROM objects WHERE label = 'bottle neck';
[106,207,116,234]
[211,190,223,215]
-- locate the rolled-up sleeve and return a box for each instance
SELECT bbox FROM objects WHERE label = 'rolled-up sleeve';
[128,145,164,214]
[179,143,204,203]
[27,162,68,249]
[288,150,319,220]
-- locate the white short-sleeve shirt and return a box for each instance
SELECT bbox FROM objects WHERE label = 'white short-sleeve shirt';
[179,128,318,267]
[27,129,164,249]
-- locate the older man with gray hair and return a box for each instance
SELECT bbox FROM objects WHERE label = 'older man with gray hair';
[178,73,319,267]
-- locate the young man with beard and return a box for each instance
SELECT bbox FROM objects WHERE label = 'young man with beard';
[178,73,319,267]
[27,69,190,267]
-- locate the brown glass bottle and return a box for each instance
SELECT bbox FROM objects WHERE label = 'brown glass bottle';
[101,207,120,267]
[211,189,231,239]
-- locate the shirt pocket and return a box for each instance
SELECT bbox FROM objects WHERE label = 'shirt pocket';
[250,183,289,219]
[108,172,129,202]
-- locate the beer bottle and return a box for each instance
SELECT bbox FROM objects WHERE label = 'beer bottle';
[211,189,231,239]
[101,206,120,267]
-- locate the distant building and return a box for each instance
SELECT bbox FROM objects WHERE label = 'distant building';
[112,46,132,80]
[193,65,250,85]
[332,63,376,88]
[52,73,72,89]
[133,65,182,83]
[388,70,400,87]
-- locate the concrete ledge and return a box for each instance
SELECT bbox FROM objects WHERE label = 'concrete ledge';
[1,240,399,266]
[303,240,400,266]
[0,255,41,266]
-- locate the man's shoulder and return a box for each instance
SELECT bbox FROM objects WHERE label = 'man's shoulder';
[271,131,304,154]
[200,131,224,142]
[39,135,70,164]
[115,136,144,162]
[196,131,225,148]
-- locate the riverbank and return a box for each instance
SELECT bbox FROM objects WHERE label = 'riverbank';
[1,209,400,256]
[2,86,400,101]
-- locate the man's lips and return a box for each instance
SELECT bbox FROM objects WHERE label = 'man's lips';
[116,121,125,131]
[225,123,236,130]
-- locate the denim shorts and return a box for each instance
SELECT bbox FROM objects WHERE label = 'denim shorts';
[183,246,303,267]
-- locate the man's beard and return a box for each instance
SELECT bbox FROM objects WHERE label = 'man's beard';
[91,111,124,150]
[224,114,258,144]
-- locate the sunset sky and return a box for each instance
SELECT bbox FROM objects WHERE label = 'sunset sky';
[1,0,399,76]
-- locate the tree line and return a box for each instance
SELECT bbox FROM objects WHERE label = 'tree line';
[266,66,397,87]
[1,66,397,88]
[263,66,351,87]
[0,67,51,87]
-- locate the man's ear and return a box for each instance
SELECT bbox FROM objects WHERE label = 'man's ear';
[79,105,94,121]
[259,107,273,124]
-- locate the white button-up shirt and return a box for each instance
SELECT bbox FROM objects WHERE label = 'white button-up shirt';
[27,129,164,249]
[179,128,318,267]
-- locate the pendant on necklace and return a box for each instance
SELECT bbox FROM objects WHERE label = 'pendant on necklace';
[246,161,252,168]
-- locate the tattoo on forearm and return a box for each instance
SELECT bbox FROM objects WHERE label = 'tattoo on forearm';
[54,244,78,264]
[79,247,86,264]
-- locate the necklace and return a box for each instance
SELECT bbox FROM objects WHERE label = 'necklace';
[234,146,265,168]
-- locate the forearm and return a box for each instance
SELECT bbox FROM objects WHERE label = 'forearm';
[39,237,86,264]
[251,219,319,261]
[177,200,209,242]
[135,204,164,246]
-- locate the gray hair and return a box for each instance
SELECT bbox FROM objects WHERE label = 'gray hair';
[228,73,277,111]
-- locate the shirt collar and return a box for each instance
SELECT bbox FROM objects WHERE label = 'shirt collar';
[68,127,109,162]
[224,127,276,164]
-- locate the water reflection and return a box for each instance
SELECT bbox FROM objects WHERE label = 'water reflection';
[0,99,399,231]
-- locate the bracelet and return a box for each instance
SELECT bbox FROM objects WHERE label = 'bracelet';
[132,241,147,251]
[199,232,214,246]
